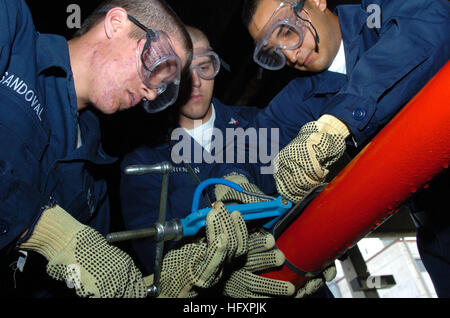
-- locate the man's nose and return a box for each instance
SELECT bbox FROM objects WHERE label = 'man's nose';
[282,48,299,65]
[140,84,158,102]
[191,69,202,88]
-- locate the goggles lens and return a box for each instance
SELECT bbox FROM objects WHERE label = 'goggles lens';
[254,46,287,70]
[142,80,179,113]
[253,2,306,70]
[268,24,303,48]
[139,31,181,88]
[137,30,181,113]
[191,50,221,79]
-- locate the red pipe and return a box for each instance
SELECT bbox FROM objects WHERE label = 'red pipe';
[261,62,450,288]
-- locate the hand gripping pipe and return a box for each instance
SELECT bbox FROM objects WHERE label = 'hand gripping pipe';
[261,62,450,288]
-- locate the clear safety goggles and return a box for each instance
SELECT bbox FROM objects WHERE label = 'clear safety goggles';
[190,49,221,80]
[253,0,319,70]
[127,14,182,113]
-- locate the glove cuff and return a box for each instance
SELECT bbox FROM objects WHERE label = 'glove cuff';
[224,173,265,194]
[317,115,350,138]
[223,173,249,186]
[215,173,266,204]
[19,205,84,261]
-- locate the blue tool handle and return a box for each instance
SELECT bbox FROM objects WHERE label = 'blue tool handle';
[181,196,292,238]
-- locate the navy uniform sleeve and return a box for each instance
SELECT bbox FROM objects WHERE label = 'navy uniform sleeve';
[0,0,13,74]
[0,0,33,74]
[214,83,321,196]
[250,77,317,149]
[0,0,46,250]
[0,121,44,250]
[324,0,450,145]
[204,98,309,197]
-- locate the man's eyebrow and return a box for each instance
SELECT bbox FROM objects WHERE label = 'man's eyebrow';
[195,55,213,62]
[197,60,212,66]
[275,24,287,38]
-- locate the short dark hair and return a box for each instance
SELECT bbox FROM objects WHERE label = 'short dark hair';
[242,0,265,28]
[74,0,192,63]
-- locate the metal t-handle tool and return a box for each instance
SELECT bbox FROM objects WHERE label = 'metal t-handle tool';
[106,176,293,297]
[122,162,174,297]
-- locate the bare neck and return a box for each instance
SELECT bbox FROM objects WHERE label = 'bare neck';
[67,35,96,111]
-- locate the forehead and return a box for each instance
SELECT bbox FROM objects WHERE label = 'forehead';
[193,37,211,54]
[248,0,282,39]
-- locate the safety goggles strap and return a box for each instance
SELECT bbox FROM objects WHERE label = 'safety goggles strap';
[125,14,161,72]
[126,14,157,39]
[95,8,157,39]
[292,0,320,44]
[292,0,306,14]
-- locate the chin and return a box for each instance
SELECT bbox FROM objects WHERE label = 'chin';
[89,91,119,114]
[95,101,120,115]
[313,53,334,72]
[181,111,208,121]
[300,60,328,73]
[181,104,210,120]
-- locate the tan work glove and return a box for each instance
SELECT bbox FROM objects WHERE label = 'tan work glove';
[154,201,248,298]
[215,173,270,204]
[295,264,337,298]
[274,115,350,203]
[215,176,295,297]
[222,229,295,298]
[20,205,147,298]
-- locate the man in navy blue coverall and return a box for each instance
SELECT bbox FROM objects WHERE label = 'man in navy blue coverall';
[243,0,450,297]
[0,0,265,299]
[0,0,196,298]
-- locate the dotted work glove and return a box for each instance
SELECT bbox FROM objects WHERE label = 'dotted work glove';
[214,173,270,204]
[295,263,337,298]
[154,202,248,298]
[274,115,350,203]
[222,229,295,298]
[19,205,147,298]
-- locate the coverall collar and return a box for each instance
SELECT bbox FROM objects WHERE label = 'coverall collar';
[335,3,369,74]
[36,33,73,76]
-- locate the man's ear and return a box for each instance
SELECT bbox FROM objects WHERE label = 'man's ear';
[103,7,129,39]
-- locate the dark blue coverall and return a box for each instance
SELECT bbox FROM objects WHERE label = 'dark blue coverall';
[0,0,116,297]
